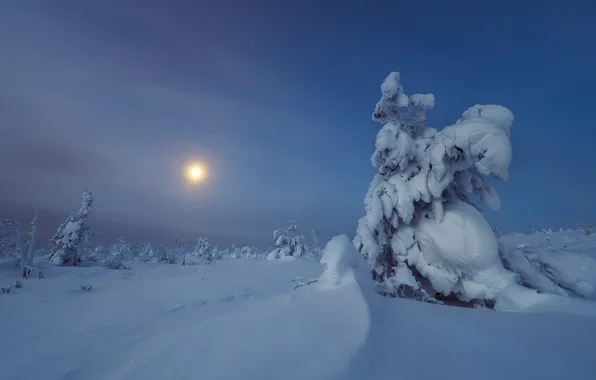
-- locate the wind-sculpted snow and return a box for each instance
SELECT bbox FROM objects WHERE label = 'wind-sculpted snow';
[499,229,596,300]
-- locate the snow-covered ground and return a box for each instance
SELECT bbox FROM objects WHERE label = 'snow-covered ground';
[1,231,596,380]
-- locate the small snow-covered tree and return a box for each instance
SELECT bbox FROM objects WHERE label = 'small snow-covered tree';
[195,236,211,261]
[241,246,256,259]
[88,245,107,262]
[184,236,211,265]
[309,230,323,260]
[354,72,517,304]
[219,247,231,259]
[105,240,130,270]
[0,235,13,258]
[0,219,25,274]
[228,245,240,259]
[0,219,22,257]
[154,245,170,263]
[113,237,134,261]
[290,234,306,258]
[48,189,94,265]
[267,222,306,259]
[270,228,291,259]
[138,242,156,262]
[163,230,186,264]
[211,245,221,260]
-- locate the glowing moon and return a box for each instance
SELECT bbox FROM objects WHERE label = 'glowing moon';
[190,167,202,178]
[185,164,206,183]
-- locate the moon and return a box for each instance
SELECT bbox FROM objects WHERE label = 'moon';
[185,163,206,183]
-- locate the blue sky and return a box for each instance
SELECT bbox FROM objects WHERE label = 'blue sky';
[1,0,595,245]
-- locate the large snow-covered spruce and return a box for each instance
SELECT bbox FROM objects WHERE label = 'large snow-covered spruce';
[354,72,517,304]
[48,189,94,266]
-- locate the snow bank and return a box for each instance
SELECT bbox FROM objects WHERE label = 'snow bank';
[2,249,596,380]
[495,284,596,317]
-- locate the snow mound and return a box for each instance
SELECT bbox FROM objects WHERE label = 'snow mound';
[412,200,518,301]
[318,235,363,286]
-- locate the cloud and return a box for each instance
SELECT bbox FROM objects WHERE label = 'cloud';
[0,94,114,172]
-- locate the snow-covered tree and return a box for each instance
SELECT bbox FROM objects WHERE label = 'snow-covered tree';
[154,245,170,263]
[0,235,13,258]
[138,242,156,262]
[290,234,305,258]
[354,72,517,304]
[105,240,130,270]
[161,230,186,264]
[269,229,291,259]
[211,245,221,260]
[241,246,256,259]
[184,236,211,265]
[309,230,323,260]
[88,245,107,262]
[219,247,231,259]
[0,219,26,276]
[0,219,22,259]
[48,189,94,265]
[267,222,306,259]
[195,237,211,261]
[112,237,134,261]
[228,245,240,259]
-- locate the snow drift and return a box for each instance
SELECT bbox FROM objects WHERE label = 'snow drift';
[2,229,596,380]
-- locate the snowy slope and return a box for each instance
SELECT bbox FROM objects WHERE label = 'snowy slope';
[1,231,596,380]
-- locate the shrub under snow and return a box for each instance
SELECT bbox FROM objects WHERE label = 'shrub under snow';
[319,235,362,286]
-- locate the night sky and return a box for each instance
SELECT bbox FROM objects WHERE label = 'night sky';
[1,0,595,246]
